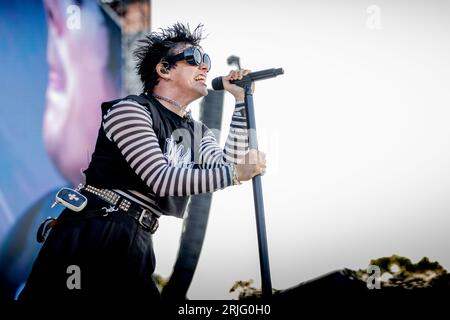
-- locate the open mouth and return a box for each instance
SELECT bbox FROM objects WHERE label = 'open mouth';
[194,75,207,85]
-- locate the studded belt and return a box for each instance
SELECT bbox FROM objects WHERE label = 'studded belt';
[82,185,159,234]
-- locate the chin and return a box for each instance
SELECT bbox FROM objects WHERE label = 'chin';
[192,88,208,100]
[200,85,209,96]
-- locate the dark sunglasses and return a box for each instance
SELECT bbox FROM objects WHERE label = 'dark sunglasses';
[167,47,211,71]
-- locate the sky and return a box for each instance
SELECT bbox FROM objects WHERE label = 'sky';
[150,0,450,299]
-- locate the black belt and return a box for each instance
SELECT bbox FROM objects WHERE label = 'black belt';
[82,185,159,234]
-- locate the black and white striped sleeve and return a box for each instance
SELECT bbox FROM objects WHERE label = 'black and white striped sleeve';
[102,100,233,196]
[198,103,249,168]
[224,103,249,163]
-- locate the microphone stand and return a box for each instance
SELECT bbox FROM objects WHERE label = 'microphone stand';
[221,66,283,297]
[243,81,272,297]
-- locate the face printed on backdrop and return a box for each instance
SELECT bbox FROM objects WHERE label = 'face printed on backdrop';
[43,0,119,186]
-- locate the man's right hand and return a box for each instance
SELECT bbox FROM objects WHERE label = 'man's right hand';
[235,149,267,182]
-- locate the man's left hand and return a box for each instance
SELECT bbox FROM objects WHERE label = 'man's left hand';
[222,69,256,102]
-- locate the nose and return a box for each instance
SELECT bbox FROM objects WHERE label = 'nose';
[199,62,209,72]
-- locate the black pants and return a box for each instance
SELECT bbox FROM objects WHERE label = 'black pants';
[18,192,161,305]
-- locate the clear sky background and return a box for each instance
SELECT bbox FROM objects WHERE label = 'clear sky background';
[150,0,450,299]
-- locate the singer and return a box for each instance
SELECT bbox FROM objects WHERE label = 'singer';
[18,23,266,305]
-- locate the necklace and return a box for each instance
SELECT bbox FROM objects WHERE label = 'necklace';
[153,93,183,111]
[152,93,192,122]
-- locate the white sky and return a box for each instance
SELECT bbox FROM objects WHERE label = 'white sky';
[151,0,450,299]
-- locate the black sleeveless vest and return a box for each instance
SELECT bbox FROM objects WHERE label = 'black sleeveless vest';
[84,93,206,218]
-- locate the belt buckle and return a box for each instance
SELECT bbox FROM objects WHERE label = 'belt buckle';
[138,209,158,234]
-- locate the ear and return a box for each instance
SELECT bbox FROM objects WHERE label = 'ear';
[156,62,171,80]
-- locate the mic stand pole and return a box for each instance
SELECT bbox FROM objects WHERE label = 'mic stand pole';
[243,82,272,297]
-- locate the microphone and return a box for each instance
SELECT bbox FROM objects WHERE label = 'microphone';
[211,68,284,90]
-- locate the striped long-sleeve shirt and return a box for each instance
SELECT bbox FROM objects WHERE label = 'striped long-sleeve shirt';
[102,99,249,216]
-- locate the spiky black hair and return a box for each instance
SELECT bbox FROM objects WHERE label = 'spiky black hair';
[134,22,205,92]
